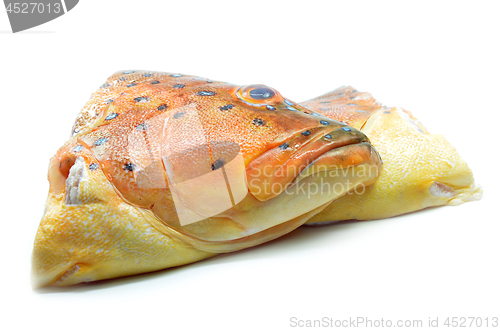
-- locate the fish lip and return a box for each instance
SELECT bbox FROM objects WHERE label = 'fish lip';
[290,125,370,162]
[292,141,382,186]
[246,126,375,201]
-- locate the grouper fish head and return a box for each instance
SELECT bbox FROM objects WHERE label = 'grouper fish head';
[32,71,382,287]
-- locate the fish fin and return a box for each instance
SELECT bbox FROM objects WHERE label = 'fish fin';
[299,86,383,129]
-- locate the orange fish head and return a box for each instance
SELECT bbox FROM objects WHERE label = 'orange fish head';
[32,71,382,287]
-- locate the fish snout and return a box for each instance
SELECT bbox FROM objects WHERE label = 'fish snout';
[246,123,378,201]
[294,141,382,187]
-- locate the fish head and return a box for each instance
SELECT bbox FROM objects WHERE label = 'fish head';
[32,71,382,287]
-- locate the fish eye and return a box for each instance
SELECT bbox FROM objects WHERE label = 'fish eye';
[249,87,275,99]
[236,84,282,105]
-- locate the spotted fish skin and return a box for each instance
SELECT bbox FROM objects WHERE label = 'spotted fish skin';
[300,86,482,224]
[62,71,379,243]
[32,71,382,287]
[72,70,340,170]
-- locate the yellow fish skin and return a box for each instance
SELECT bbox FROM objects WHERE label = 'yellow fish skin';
[32,156,216,288]
[301,87,482,224]
[32,72,382,287]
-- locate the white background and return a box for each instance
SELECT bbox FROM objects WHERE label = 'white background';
[1,1,499,330]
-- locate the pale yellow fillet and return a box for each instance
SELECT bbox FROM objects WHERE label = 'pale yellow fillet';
[306,107,482,224]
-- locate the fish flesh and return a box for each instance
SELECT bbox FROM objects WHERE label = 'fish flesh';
[300,87,481,224]
[32,71,382,287]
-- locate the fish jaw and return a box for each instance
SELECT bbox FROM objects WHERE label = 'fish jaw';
[132,140,382,254]
[306,107,482,224]
[31,156,215,288]
[246,123,372,201]
[193,141,383,250]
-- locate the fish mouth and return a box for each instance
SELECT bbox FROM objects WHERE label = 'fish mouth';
[246,124,381,201]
